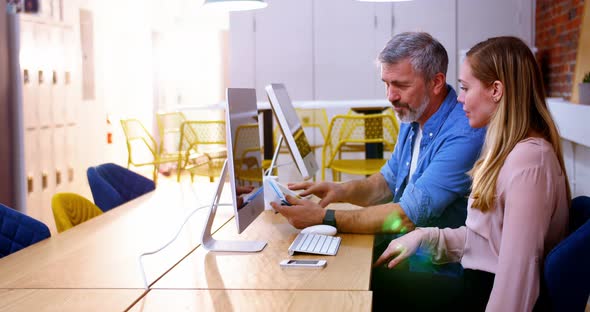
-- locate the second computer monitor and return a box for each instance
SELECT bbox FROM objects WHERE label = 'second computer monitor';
[226,88,265,234]
[265,83,319,180]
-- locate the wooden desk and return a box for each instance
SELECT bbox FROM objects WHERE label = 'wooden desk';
[0,289,144,312]
[129,289,372,312]
[0,181,375,310]
[0,182,233,289]
[152,205,374,291]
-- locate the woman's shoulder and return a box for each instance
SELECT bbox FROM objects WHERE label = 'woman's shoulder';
[503,137,558,172]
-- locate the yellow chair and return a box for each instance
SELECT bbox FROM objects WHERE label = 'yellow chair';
[340,108,400,154]
[234,124,264,186]
[273,108,329,154]
[120,118,179,184]
[177,120,227,182]
[52,193,103,233]
[270,108,328,178]
[322,114,399,181]
[156,111,187,157]
[379,107,400,152]
[296,108,329,152]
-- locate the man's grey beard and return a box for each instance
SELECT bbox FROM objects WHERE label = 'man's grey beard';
[393,94,430,123]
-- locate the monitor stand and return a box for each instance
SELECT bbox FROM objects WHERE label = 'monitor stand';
[266,135,283,177]
[201,159,267,252]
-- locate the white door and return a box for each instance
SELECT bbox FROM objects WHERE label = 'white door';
[253,0,314,101]
[24,129,41,216]
[229,11,256,90]
[21,21,40,130]
[53,126,66,193]
[51,28,66,126]
[36,25,54,127]
[39,128,55,233]
[313,1,391,100]
[391,0,458,90]
[65,125,79,189]
[457,0,534,50]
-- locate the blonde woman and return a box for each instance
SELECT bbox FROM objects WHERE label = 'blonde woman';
[374,36,570,311]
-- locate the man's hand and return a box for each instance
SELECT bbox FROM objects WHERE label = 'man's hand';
[236,185,255,208]
[270,195,326,229]
[236,185,255,195]
[287,181,344,208]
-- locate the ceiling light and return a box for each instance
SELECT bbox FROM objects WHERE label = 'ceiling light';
[203,0,268,12]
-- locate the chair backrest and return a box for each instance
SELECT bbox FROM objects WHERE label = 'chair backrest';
[178,120,226,155]
[296,108,329,144]
[543,196,590,311]
[0,203,50,258]
[87,163,155,212]
[120,118,158,166]
[233,124,263,185]
[51,193,103,233]
[156,112,186,156]
[234,124,261,162]
[87,166,126,212]
[570,196,590,233]
[323,114,398,166]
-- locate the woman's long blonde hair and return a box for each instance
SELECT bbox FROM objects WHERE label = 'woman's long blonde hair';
[468,36,571,212]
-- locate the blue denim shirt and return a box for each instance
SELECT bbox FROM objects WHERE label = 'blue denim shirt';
[380,85,485,229]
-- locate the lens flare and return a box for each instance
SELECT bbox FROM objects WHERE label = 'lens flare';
[382,212,403,232]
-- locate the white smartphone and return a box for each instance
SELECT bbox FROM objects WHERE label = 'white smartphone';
[279,259,327,268]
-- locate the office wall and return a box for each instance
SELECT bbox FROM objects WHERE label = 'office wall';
[0,3,16,207]
[230,0,534,101]
[536,0,585,100]
[536,1,590,197]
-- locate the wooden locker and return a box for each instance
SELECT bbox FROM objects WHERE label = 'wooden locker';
[53,126,66,193]
[51,28,66,126]
[20,21,40,130]
[36,25,53,127]
[63,29,77,124]
[24,129,41,217]
[64,124,78,187]
[39,127,56,234]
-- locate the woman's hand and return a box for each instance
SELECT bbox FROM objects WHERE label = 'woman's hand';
[373,229,425,269]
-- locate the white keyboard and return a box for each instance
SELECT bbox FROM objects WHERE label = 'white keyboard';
[288,233,341,256]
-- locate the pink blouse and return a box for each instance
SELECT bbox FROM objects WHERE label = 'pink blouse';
[419,137,569,312]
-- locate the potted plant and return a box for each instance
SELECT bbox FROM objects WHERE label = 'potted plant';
[580,72,590,105]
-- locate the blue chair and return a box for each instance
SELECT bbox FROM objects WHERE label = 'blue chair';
[87,163,155,212]
[543,196,590,311]
[0,203,50,258]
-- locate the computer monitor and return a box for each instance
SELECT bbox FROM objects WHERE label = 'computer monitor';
[265,83,319,180]
[200,88,266,252]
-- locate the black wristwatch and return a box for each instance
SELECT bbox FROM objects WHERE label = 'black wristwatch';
[322,209,337,228]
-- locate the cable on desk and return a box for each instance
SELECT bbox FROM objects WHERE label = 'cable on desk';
[264,161,294,176]
[137,186,233,289]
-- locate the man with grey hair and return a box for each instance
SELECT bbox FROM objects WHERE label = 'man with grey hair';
[272,32,485,238]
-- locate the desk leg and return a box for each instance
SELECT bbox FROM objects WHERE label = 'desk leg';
[261,109,274,160]
[365,112,384,159]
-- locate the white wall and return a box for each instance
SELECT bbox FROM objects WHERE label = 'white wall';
[391,0,457,89]
[548,99,590,197]
[230,0,534,101]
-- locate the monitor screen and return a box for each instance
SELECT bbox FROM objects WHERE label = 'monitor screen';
[226,88,265,234]
[265,83,319,180]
